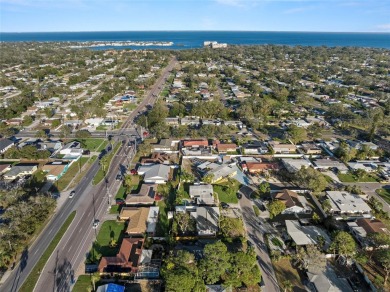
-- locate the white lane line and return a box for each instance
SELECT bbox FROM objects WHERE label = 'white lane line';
[48,228,53,235]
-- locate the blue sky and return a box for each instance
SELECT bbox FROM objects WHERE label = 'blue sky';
[1,0,390,32]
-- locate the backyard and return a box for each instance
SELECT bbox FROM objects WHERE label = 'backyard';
[86,220,126,264]
[272,258,306,292]
[155,200,169,237]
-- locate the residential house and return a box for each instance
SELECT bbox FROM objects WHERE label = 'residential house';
[326,191,372,219]
[312,158,348,173]
[181,139,211,156]
[282,158,312,173]
[275,190,312,214]
[347,218,389,248]
[151,139,179,153]
[306,265,354,292]
[119,207,149,236]
[241,141,268,155]
[189,184,215,205]
[63,120,82,127]
[3,163,38,180]
[182,139,209,149]
[42,161,70,181]
[37,140,62,153]
[181,116,200,127]
[216,143,237,154]
[347,140,378,151]
[98,238,144,274]
[269,141,297,154]
[146,207,159,236]
[223,120,243,129]
[241,161,279,174]
[165,117,180,126]
[190,206,220,236]
[348,161,377,173]
[143,164,171,184]
[125,184,157,206]
[301,143,322,155]
[140,152,171,165]
[0,138,14,154]
[85,118,103,127]
[207,163,237,183]
[0,164,11,175]
[59,141,83,158]
[285,220,330,249]
[6,118,22,126]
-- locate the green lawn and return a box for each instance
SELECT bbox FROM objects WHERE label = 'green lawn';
[54,157,89,191]
[338,172,379,183]
[272,258,306,292]
[19,211,76,292]
[76,138,106,152]
[92,143,121,185]
[213,179,240,204]
[87,220,126,264]
[72,275,93,292]
[376,188,390,205]
[115,184,127,200]
[155,200,169,237]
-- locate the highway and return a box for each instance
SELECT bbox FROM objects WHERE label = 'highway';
[0,56,177,292]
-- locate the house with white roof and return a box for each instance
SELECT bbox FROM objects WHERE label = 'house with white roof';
[325,191,372,219]
[146,207,159,236]
[285,220,331,249]
[190,206,220,236]
[189,184,215,205]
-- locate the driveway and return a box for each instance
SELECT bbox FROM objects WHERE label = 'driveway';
[238,186,279,292]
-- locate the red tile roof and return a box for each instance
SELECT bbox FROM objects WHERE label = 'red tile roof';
[183,140,209,147]
[356,218,389,234]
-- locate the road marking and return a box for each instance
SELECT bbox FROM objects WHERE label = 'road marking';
[33,248,41,256]
[48,228,53,235]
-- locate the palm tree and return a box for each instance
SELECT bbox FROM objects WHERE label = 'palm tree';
[282,280,293,292]
[90,272,100,292]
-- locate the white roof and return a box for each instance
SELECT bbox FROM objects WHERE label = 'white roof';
[286,220,330,248]
[326,191,372,214]
[189,184,214,205]
[147,207,159,233]
[282,158,312,172]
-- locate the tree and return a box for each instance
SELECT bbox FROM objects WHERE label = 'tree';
[258,182,270,197]
[268,200,286,219]
[90,272,100,292]
[282,280,293,292]
[22,115,33,126]
[329,231,356,259]
[174,212,195,235]
[354,168,367,180]
[374,248,390,286]
[75,130,91,138]
[224,248,261,288]
[199,241,230,284]
[60,125,72,140]
[202,173,214,184]
[123,174,132,191]
[287,125,307,144]
[293,245,326,270]
[35,129,47,139]
[294,167,328,193]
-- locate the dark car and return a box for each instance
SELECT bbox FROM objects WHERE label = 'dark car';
[116,174,122,181]
[220,202,229,209]
[115,198,125,205]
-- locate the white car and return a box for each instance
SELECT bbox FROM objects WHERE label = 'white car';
[92,219,100,229]
[69,191,75,198]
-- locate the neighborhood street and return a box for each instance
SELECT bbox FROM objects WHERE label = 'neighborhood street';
[238,185,279,292]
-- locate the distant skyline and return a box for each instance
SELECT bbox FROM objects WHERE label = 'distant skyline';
[1,0,390,33]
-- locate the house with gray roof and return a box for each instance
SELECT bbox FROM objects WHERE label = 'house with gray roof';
[190,206,220,236]
[189,184,215,205]
[3,163,38,180]
[0,138,14,154]
[143,164,171,184]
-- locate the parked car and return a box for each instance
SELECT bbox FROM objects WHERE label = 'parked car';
[220,202,229,209]
[92,219,100,229]
[130,169,137,175]
[69,190,75,198]
[116,173,122,181]
[115,198,125,205]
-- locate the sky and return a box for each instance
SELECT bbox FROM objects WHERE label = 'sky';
[0,0,390,33]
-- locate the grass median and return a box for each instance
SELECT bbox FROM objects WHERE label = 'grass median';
[19,211,76,292]
[92,143,121,185]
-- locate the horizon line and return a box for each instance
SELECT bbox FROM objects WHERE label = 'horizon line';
[1,30,390,34]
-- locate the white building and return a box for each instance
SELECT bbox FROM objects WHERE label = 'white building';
[326,191,372,219]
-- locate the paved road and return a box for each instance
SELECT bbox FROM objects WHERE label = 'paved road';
[238,185,279,292]
[0,148,103,292]
[34,144,131,292]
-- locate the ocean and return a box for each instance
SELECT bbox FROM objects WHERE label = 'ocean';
[1,31,389,49]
